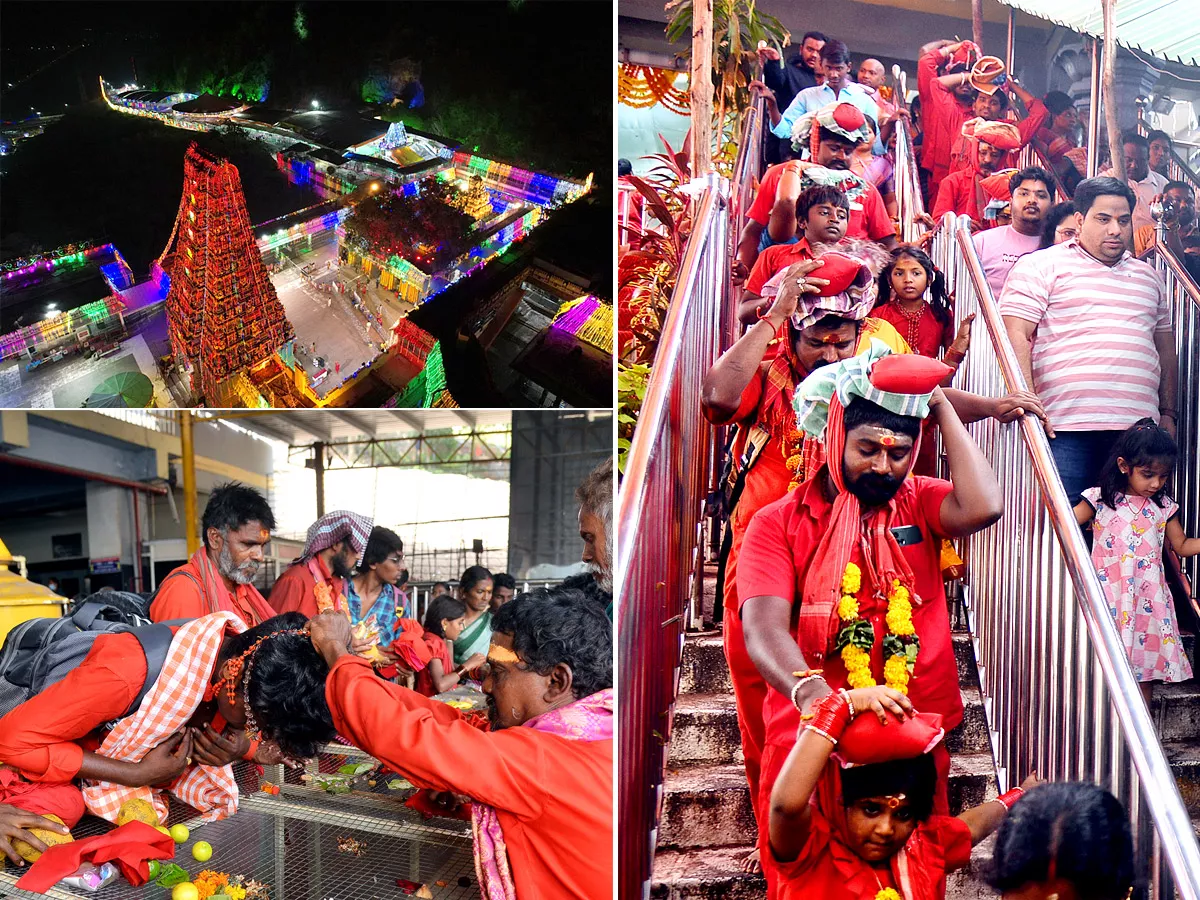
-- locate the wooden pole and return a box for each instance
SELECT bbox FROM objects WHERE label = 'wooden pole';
[972,0,985,52]
[1101,0,1124,182]
[180,410,198,555]
[1087,38,1103,177]
[690,0,713,177]
[1006,7,1015,75]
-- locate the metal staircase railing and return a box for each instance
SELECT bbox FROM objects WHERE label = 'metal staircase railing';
[932,211,1200,900]
[890,65,927,242]
[617,101,763,900]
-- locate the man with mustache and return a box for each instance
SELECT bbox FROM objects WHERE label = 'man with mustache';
[933,118,1022,230]
[309,586,613,899]
[972,166,1053,297]
[1134,180,1200,282]
[736,346,1004,897]
[150,482,279,627]
[562,457,613,621]
[269,509,373,619]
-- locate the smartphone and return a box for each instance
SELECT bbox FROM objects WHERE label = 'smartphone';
[890,525,923,547]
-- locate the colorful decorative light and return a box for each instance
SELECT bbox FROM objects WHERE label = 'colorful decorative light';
[551,295,614,353]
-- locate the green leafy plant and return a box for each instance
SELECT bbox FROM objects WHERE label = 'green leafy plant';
[617,363,652,474]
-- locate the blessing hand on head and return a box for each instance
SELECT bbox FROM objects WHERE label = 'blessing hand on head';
[307,610,353,666]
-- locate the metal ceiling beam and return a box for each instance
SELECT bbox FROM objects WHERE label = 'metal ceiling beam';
[329,411,379,439]
[386,411,427,432]
[274,412,334,444]
[450,410,477,429]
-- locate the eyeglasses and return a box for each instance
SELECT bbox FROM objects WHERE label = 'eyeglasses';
[385,555,405,565]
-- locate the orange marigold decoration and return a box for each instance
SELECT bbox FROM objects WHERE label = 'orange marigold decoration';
[617,64,690,114]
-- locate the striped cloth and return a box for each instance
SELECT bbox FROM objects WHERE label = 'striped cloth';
[82,613,246,824]
[999,240,1171,431]
[298,511,374,566]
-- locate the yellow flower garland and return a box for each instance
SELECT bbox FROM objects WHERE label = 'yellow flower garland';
[876,889,903,900]
[834,563,919,694]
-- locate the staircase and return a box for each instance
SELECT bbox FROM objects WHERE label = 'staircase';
[650,565,1200,899]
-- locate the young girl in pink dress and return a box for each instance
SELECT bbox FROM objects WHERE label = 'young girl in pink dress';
[1074,419,1198,708]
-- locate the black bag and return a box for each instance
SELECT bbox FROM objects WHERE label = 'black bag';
[0,600,176,721]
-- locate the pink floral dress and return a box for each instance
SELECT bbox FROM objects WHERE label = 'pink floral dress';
[1082,487,1193,683]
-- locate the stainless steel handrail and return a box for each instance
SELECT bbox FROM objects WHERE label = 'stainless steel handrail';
[932,211,1200,900]
[616,173,731,900]
[891,65,927,243]
[1137,115,1200,197]
[1015,140,1072,202]
[1141,238,1200,591]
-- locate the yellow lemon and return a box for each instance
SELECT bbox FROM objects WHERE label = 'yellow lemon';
[172,883,200,900]
[12,814,73,862]
[116,797,160,827]
[191,841,212,862]
[168,824,190,843]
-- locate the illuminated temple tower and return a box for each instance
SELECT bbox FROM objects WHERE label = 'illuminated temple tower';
[161,142,294,403]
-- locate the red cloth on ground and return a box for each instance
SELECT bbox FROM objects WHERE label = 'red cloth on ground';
[326,655,613,900]
[0,767,85,827]
[15,821,176,892]
[269,562,344,617]
[414,632,454,697]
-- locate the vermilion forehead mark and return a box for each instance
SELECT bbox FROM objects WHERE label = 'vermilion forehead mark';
[820,334,844,344]
[880,435,897,448]
[258,528,270,542]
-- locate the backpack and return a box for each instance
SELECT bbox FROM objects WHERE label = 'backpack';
[0,600,178,722]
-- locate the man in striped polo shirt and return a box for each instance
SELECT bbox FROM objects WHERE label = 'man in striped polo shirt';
[1001,176,1178,504]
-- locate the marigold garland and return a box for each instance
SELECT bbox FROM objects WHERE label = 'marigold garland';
[876,889,903,900]
[834,563,920,694]
[783,428,813,491]
[617,64,690,114]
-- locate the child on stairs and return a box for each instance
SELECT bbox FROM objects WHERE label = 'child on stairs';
[1074,418,1197,710]
[768,684,1037,899]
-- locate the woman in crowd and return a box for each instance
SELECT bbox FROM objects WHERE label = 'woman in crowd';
[1038,201,1078,249]
[416,595,486,696]
[454,566,494,669]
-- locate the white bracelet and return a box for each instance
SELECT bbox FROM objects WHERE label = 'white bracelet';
[790,673,826,711]
[839,688,856,717]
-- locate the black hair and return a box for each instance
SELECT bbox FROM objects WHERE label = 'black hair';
[801,30,828,45]
[617,158,632,177]
[1009,166,1053,198]
[1147,129,1172,147]
[862,113,878,137]
[817,125,857,149]
[219,612,335,759]
[1165,180,1193,195]
[423,594,468,638]
[1120,130,1149,152]
[1043,90,1076,116]
[431,581,451,594]
[397,568,410,587]
[1095,417,1178,509]
[492,586,613,699]
[841,754,937,822]
[358,526,404,574]
[977,89,1010,111]
[460,565,493,593]
[984,782,1134,900]
[1072,176,1137,217]
[1039,201,1077,249]
[796,185,850,224]
[492,572,517,592]
[875,246,952,330]
[201,483,275,552]
[843,396,922,441]
[819,39,850,67]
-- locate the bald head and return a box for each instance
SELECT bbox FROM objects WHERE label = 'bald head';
[857,58,886,89]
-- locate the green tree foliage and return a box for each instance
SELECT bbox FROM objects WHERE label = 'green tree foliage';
[342,181,475,272]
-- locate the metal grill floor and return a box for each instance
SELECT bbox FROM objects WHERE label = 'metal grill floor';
[0,761,475,900]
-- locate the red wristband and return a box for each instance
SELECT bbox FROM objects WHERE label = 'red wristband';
[994,787,1024,810]
[243,738,260,762]
[803,691,852,745]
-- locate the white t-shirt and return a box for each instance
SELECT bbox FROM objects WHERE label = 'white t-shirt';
[1101,167,1169,232]
[972,225,1044,298]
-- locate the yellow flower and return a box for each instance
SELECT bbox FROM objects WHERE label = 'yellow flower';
[837,595,859,620]
[848,668,877,689]
[227,889,247,900]
[886,609,915,636]
[842,563,862,596]
[884,654,910,683]
[876,889,903,900]
[890,581,910,603]
[785,453,802,470]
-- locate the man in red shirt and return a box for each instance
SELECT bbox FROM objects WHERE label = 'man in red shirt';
[917,40,980,205]
[150,483,279,627]
[270,510,373,618]
[737,347,1004,898]
[933,119,1021,228]
[310,585,613,900]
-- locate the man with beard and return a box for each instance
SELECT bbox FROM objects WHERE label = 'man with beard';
[1103,132,1168,231]
[561,457,613,621]
[310,587,613,900]
[1134,181,1200,283]
[269,510,373,619]
[150,482,279,627]
[736,346,1004,897]
[759,31,826,166]
[933,118,1022,229]
[973,166,1054,297]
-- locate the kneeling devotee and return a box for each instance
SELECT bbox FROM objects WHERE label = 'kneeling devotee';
[150,482,279,627]
[738,345,1004,897]
[0,612,336,862]
[310,586,613,900]
[270,510,373,617]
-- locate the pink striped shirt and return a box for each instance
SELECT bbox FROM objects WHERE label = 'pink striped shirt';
[999,240,1171,430]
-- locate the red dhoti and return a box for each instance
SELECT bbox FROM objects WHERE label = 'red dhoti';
[0,767,85,828]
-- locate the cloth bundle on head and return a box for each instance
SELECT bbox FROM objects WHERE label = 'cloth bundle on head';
[298,510,374,565]
[836,711,945,768]
[792,341,951,661]
[792,101,871,158]
[962,117,1021,152]
[755,240,892,442]
[969,56,1006,94]
[979,167,1018,219]
[946,40,980,73]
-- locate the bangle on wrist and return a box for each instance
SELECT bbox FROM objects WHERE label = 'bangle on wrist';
[790,673,825,711]
[993,787,1025,810]
[242,738,260,762]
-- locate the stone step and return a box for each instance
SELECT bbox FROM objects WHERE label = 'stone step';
[1158,682,1200,744]
[651,838,998,899]
[669,688,991,767]
[1164,741,1200,817]
[659,753,996,852]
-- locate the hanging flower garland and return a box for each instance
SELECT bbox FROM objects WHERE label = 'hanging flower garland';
[617,64,690,115]
[834,562,919,693]
[876,889,903,900]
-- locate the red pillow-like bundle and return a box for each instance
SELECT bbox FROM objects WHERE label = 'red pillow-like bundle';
[836,711,946,766]
[812,252,873,297]
[870,354,953,395]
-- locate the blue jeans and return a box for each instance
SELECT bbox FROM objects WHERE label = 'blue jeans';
[1049,430,1122,506]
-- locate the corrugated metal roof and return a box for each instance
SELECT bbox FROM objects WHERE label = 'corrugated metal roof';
[197,410,513,447]
[996,0,1200,67]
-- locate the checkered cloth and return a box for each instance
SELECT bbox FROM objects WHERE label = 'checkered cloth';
[794,339,933,440]
[298,510,374,566]
[82,613,246,824]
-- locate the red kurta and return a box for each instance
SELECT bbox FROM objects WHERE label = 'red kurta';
[269,562,344,618]
[932,167,997,228]
[947,99,1049,176]
[917,49,973,202]
[326,656,613,900]
[745,166,895,244]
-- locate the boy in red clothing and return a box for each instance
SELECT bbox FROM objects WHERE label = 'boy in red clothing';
[769,685,1037,899]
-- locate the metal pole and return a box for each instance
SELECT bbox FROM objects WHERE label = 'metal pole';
[1087,38,1103,177]
[972,0,985,52]
[181,410,198,555]
[690,0,713,177]
[1006,8,1015,76]
[1102,0,1125,182]
[314,441,326,517]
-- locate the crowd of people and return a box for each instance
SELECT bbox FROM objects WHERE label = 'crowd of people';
[0,457,614,899]
[685,22,1198,900]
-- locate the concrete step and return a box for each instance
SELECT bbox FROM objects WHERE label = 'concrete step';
[651,839,998,899]
[1158,682,1200,743]
[669,688,991,767]
[680,632,732,695]
[1164,741,1200,817]
[659,753,996,852]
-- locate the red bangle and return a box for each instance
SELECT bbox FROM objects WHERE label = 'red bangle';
[994,787,1024,810]
[756,304,772,321]
[243,738,260,762]
[804,691,852,744]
